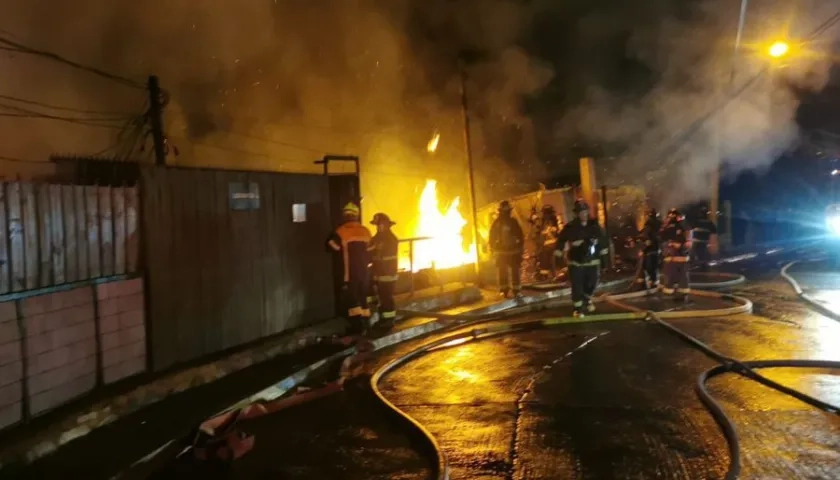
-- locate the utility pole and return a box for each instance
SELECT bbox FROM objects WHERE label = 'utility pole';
[711,0,749,227]
[459,62,482,286]
[147,75,167,166]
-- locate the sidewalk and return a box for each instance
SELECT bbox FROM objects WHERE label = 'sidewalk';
[0,284,483,479]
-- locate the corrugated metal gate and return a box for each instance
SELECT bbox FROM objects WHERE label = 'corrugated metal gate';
[141,166,335,371]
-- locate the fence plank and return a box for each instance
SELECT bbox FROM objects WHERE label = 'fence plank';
[99,186,113,277]
[0,183,8,294]
[113,187,126,275]
[35,184,51,287]
[22,183,38,290]
[62,186,77,283]
[7,183,24,292]
[86,186,100,278]
[125,186,139,273]
[75,186,88,280]
[49,185,65,285]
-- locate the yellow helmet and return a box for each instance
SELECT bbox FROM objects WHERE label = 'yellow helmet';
[342,202,360,217]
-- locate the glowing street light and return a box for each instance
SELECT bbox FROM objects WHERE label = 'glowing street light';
[768,41,790,58]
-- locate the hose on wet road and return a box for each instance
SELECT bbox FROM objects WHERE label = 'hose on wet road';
[781,261,840,322]
[372,276,840,480]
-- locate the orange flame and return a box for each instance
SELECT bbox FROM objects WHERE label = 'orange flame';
[399,180,476,272]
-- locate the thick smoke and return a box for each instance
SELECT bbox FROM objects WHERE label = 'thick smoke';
[551,0,839,209]
[0,0,552,238]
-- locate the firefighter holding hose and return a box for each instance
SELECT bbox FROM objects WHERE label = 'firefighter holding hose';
[556,199,609,317]
[661,208,692,302]
[326,202,372,335]
[368,212,399,325]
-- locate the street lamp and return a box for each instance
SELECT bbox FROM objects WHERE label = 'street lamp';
[768,41,790,58]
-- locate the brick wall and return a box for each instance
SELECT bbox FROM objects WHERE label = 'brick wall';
[22,287,97,416]
[96,278,145,384]
[0,302,21,429]
[0,276,147,427]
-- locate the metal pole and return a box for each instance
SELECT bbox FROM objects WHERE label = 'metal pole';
[712,0,749,227]
[459,63,482,287]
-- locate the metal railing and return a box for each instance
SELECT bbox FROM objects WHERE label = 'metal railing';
[397,236,474,295]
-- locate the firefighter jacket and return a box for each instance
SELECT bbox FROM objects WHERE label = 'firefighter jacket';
[661,219,691,261]
[639,218,662,255]
[326,221,372,283]
[555,218,609,267]
[691,219,717,244]
[539,216,560,250]
[369,230,399,282]
[489,215,524,255]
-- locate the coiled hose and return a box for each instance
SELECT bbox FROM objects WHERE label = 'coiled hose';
[374,284,840,480]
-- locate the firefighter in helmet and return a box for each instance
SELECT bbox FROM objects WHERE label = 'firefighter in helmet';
[537,204,561,280]
[691,206,718,272]
[489,200,524,298]
[556,199,608,316]
[368,212,399,325]
[326,202,372,334]
[632,207,663,292]
[661,208,692,301]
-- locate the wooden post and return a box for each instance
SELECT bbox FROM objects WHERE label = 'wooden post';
[579,157,598,215]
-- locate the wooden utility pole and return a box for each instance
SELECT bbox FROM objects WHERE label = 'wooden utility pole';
[147,76,166,166]
[459,63,481,286]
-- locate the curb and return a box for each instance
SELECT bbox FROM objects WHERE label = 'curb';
[781,262,840,322]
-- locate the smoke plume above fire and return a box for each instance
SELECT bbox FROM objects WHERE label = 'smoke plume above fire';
[550,0,839,209]
[0,0,553,239]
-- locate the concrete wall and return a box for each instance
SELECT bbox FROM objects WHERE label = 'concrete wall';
[97,278,145,384]
[0,276,145,431]
[0,302,22,430]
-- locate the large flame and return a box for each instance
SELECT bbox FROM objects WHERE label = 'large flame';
[399,180,476,272]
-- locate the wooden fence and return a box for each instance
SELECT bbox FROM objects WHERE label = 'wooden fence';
[0,182,139,293]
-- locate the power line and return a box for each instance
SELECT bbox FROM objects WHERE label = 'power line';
[0,35,144,89]
[0,93,135,117]
[0,109,130,130]
[0,155,44,165]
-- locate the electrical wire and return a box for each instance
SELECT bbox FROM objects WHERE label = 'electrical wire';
[0,35,144,89]
[0,93,135,117]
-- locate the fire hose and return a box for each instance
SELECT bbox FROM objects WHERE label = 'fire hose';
[371,281,840,480]
[781,260,840,322]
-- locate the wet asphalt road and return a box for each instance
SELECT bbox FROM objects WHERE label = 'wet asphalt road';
[152,247,840,480]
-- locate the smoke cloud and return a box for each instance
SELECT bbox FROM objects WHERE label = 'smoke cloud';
[0,0,553,238]
[550,0,839,209]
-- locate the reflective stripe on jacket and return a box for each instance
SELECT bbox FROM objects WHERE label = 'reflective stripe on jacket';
[327,221,372,282]
[369,230,399,282]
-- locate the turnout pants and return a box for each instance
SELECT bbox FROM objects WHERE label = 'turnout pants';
[662,258,690,297]
[634,252,660,288]
[375,280,396,321]
[537,247,556,278]
[693,243,711,271]
[497,253,522,294]
[570,264,599,311]
[343,272,371,334]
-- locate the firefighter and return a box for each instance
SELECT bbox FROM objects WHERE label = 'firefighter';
[326,202,372,335]
[632,208,663,292]
[661,208,692,301]
[369,212,399,325]
[556,199,609,317]
[537,205,560,280]
[692,206,718,272]
[489,200,524,298]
